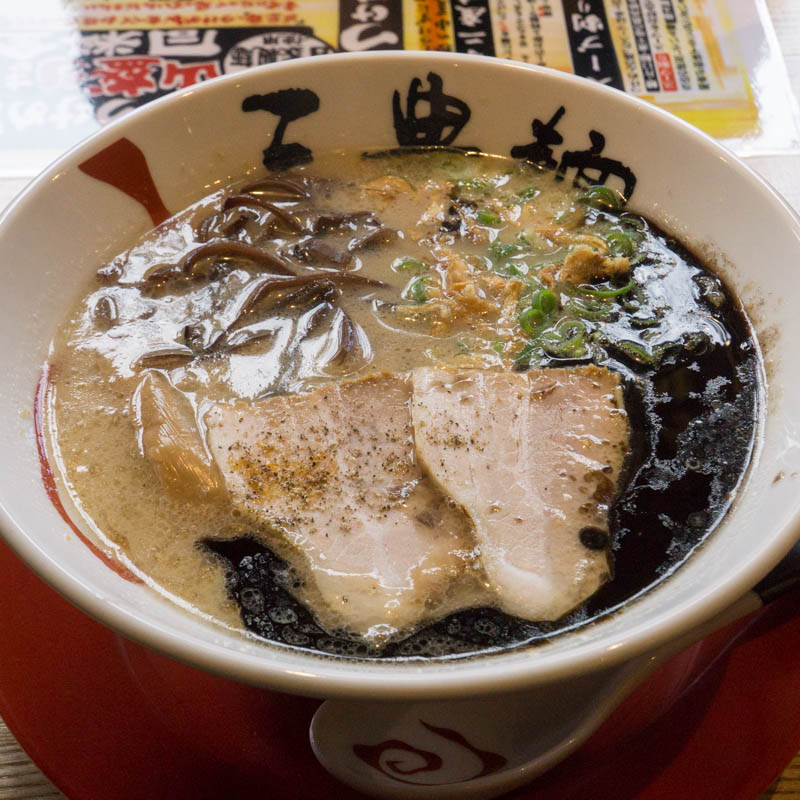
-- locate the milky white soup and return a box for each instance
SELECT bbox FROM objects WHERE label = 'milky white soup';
[44,149,759,659]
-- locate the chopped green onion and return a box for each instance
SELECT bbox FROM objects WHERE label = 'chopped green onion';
[411,278,428,303]
[495,262,525,278]
[515,186,540,202]
[477,210,503,226]
[392,257,428,272]
[518,288,558,334]
[577,279,635,299]
[694,275,726,309]
[568,292,607,312]
[491,340,505,353]
[541,318,588,358]
[557,318,587,338]
[519,307,545,334]
[582,185,624,210]
[619,213,646,231]
[567,298,620,322]
[610,339,652,364]
[490,240,525,259]
[514,339,543,366]
[605,232,635,258]
[403,276,429,304]
[531,288,558,315]
[596,335,680,368]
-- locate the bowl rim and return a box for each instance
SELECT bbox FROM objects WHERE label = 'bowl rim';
[2,49,800,700]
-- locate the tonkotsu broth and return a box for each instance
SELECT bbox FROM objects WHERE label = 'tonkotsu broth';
[45,149,759,659]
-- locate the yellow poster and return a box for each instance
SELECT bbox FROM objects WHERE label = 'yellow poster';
[0,0,796,175]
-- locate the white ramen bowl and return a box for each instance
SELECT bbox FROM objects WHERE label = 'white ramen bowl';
[0,51,799,796]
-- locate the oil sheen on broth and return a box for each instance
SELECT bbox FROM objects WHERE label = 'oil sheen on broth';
[46,149,759,659]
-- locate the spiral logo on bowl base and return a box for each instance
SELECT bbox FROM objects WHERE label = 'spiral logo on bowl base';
[353,719,507,786]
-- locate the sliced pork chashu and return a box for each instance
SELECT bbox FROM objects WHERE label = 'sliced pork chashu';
[134,371,226,502]
[410,366,629,621]
[204,375,483,642]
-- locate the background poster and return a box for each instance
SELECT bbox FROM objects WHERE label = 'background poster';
[1,0,798,175]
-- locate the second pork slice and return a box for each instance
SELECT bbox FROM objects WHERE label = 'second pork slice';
[410,366,629,621]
